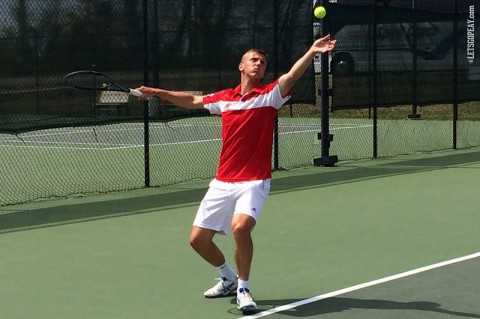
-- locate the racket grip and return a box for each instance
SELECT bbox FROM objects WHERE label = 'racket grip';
[129,89,143,97]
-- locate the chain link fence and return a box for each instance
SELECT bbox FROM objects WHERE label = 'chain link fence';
[0,0,316,206]
[324,0,479,160]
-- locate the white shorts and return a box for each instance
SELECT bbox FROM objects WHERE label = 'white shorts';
[193,178,271,235]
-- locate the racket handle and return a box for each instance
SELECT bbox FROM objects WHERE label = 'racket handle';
[128,89,143,97]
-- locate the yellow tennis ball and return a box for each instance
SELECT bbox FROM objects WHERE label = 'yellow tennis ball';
[314,6,326,19]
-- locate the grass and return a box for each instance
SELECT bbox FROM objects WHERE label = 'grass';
[278,100,480,121]
[329,101,480,121]
[277,71,480,121]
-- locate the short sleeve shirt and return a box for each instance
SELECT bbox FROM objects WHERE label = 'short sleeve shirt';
[203,79,291,182]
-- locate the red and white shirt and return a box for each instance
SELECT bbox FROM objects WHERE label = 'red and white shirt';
[203,79,291,182]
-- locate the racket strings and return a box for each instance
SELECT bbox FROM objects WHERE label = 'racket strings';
[66,73,113,90]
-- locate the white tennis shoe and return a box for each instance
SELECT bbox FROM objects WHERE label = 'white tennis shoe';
[237,288,257,313]
[204,277,238,298]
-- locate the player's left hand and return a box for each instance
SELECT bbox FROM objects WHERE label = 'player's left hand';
[313,34,336,53]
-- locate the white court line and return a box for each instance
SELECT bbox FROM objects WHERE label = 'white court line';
[0,123,372,150]
[240,251,480,318]
[0,137,223,150]
[278,124,372,136]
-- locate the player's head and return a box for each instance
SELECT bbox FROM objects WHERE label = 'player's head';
[239,48,267,81]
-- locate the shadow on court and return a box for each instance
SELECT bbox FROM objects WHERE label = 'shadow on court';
[248,297,480,318]
[227,255,480,319]
[1,150,479,233]
[0,188,206,233]
[272,150,480,194]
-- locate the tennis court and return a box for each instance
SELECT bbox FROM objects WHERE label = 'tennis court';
[0,118,376,206]
[0,120,370,149]
[1,146,479,319]
[2,1,478,316]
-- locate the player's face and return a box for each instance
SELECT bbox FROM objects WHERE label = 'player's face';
[239,52,267,81]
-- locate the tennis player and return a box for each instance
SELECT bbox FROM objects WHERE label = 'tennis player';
[136,35,336,313]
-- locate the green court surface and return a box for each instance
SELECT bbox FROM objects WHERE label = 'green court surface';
[1,147,479,319]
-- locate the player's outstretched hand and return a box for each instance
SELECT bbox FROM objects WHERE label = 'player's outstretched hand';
[313,35,336,54]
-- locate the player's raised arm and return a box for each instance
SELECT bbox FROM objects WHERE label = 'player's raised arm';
[278,35,336,97]
[135,86,204,110]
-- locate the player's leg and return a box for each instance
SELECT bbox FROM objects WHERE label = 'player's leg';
[189,226,224,267]
[191,179,234,264]
[231,213,256,281]
[191,179,238,298]
[232,179,271,312]
[232,214,258,312]
[190,226,238,298]
[232,179,270,281]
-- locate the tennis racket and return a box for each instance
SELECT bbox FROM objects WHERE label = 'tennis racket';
[64,70,142,97]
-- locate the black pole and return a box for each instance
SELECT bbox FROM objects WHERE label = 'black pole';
[373,0,378,158]
[453,0,458,149]
[153,0,159,88]
[319,43,331,159]
[273,0,279,170]
[408,0,421,119]
[313,0,338,167]
[143,0,150,187]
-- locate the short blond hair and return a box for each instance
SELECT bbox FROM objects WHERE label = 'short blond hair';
[241,48,267,62]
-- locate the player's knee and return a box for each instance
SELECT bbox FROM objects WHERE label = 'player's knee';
[232,222,253,239]
[189,229,213,250]
[189,233,202,249]
[232,214,256,238]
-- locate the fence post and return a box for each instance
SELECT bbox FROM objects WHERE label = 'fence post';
[273,0,280,170]
[409,0,421,119]
[313,0,338,166]
[373,0,378,158]
[453,0,459,149]
[143,0,150,187]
